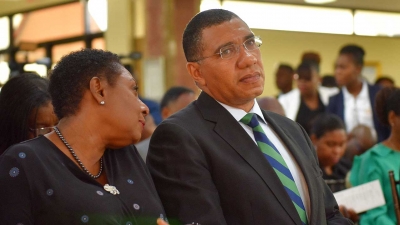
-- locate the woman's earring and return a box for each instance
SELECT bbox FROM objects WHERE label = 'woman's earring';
[100,101,105,105]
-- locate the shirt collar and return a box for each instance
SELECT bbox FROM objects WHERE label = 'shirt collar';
[371,143,396,157]
[342,80,369,99]
[217,99,267,124]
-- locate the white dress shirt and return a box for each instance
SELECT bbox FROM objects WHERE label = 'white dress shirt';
[343,81,376,138]
[217,100,311,220]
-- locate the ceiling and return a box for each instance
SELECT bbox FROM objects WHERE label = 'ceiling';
[254,0,400,12]
[0,0,400,17]
[0,0,74,17]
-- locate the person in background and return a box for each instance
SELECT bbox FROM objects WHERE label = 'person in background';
[344,124,376,165]
[275,63,294,97]
[257,96,285,116]
[147,9,352,225]
[375,76,395,88]
[160,86,196,120]
[327,44,390,142]
[140,97,162,125]
[0,73,58,155]
[309,113,359,223]
[124,64,163,125]
[135,86,196,162]
[350,87,400,225]
[322,75,338,88]
[279,61,338,134]
[301,51,321,65]
[135,114,157,161]
[310,113,350,192]
[0,49,166,224]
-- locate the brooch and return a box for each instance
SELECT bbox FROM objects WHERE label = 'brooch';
[104,184,120,195]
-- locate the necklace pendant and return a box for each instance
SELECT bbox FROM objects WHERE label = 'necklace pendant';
[104,184,120,195]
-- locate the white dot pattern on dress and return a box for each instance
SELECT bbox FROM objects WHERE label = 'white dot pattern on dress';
[133,203,140,210]
[9,167,19,177]
[81,215,89,223]
[46,189,54,196]
[18,152,26,158]
[96,190,104,196]
[127,179,134,184]
[126,222,133,225]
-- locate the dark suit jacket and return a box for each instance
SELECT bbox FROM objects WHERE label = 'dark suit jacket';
[147,92,352,225]
[326,84,390,142]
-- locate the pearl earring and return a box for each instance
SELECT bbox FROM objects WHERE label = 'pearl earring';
[100,101,105,105]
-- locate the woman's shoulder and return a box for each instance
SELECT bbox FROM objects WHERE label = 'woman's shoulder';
[350,143,393,184]
[358,143,393,160]
[0,136,58,166]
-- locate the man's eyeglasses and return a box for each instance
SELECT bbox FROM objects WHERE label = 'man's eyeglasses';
[29,126,55,137]
[193,36,262,62]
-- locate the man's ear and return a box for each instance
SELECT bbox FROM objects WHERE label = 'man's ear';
[89,77,105,104]
[186,62,206,87]
[161,107,170,120]
[310,134,318,145]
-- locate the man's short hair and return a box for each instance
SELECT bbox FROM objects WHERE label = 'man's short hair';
[160,86,194,110]
[339,44,365,66]
[277,64,294,74]
[375,76,394,86]
[183,9,241,62]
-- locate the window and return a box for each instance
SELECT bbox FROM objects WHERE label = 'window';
[52,41,85,63]
[0,17,10,50]
[88,0,108,32]
[13,2,85,45]
[0,54,10,85]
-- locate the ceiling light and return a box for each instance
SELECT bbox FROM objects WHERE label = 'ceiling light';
[305,0,336,4]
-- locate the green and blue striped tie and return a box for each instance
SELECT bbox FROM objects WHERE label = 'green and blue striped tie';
[241,113,308,225]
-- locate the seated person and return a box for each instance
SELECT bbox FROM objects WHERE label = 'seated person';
[344,124,376,165]
[135,114,157,162]
[0,49,166,224]
[0,73,58,154]
[350,87,400,225]
[310,113,350,192]
[136,86,196,163]
[257,96,285,116]
[160,86,196,120]
[375,76,395,88]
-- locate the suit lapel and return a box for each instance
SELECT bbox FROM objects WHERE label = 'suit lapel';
[196,92,302,225]
[263,111,321,225]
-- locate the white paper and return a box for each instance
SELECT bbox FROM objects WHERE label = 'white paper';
[333,180,386,213]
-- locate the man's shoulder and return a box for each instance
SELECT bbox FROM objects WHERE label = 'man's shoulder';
[161,102,202,126]
[263,110,302,131]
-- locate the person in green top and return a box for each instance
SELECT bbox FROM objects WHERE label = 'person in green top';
[350,86,400,225]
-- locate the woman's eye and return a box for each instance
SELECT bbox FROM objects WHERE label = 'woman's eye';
[133,86,139,94]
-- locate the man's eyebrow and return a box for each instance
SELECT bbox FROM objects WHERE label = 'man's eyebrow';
[213,34,255,54]
[244,33,255,41]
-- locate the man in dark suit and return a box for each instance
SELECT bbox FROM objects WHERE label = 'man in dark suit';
[147,9,352,225]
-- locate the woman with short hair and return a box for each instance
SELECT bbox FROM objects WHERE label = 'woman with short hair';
[0,49,167,224]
